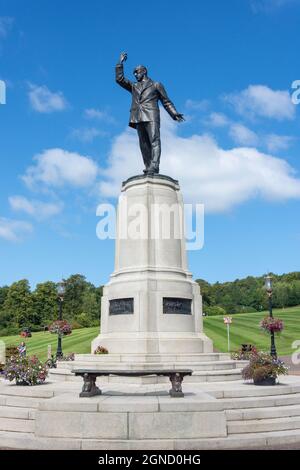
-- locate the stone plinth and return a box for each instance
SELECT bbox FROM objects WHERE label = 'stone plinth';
[92,174,213,356]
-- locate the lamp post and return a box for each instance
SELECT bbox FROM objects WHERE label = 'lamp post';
[56,281,65,360]
[264,274,277,358]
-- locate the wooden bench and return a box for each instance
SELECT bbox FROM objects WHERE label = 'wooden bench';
[72,369,193,398]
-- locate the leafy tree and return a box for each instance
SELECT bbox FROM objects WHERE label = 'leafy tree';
[2,280,36,329]
[33,281,59,326]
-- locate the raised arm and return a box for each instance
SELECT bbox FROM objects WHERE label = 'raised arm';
[156,82,185,122]
[115,52,132,93]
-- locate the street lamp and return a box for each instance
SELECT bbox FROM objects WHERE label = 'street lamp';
[264,274,277,358]
[56,281,65,359]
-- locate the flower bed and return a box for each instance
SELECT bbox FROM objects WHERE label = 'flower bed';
[4,355,48,386]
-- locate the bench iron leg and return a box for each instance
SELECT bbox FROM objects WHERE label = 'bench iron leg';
[79,373,102,397]
[169,372,184,398]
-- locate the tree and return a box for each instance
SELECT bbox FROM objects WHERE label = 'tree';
[33,281,59,326]
[2,280,36,329]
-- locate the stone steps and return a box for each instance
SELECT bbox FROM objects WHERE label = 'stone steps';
[50,367,243,384]
[0,405,36,420]
[228,416,300,434]
[57,360,243,371]
[219,393,300,410]
[226,404,300,421]
[0,428,300,450]
[74,353,232,363]
[0,416,35,433]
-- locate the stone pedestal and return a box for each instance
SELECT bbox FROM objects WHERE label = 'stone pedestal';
[92,174,213,357]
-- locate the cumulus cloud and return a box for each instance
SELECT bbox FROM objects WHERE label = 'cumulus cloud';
[224,85,295,120]
[70,127,107,143]
[98,114,300,212]
[22,148,98,189]
[84,108,116,123]
[0,17,14,38]
[265,134,295,152]
[28,84,68,113]
[229,123,259,146]
[9,196,63,220]
[205,112,230,127]
[0,217,33,242]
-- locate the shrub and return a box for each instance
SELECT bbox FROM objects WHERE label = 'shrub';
[242,351,288,383]
[4,355,48,385]
[94,346,108,355]
[5,345,19,360]
[231,345,257,360]
[204,305,227,316]
[61,352,75,361]
[71,320,82,330]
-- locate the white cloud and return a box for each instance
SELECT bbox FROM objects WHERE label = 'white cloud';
[185,99,210,111]
[0,218,33,242]
[205,112,230,127]
[9,196,63,220]
[0,17,14,38]
[28,84,68,113]
[98,114,300,213]
[70,127,107,143]
[250,0,299,13]
[224,85,295,120]
[229,123,259,146]
[22,148,99,189]
[264,134,294,152]
[84,108,115,123]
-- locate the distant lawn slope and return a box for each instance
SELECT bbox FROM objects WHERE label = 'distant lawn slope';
[203,306,300,355]
[0,327,99,361]
[0,306,299,360]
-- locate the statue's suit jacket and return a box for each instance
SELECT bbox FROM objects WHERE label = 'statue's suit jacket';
[115,64,179,129]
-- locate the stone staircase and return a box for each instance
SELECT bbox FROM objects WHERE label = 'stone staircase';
[51,352,246,384]
[1,377,300,449]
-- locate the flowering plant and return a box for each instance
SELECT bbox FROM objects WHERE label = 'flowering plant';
[231,345,257,361]
[94,346,108,355]
[260,317,284,334]
[4,355,48,386]
[242,351,288,384]
[48,320,72,336]
[62,352,75,361]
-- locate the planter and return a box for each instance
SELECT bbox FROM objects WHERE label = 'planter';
[16,380,30,386]
[254,376,276,386]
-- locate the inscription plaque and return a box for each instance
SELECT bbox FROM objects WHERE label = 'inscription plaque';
[109,298,134,315]
[163,297,192,315]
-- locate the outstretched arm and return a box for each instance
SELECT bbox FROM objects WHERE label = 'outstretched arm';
[157,83,185,122]
[115,52,132,93]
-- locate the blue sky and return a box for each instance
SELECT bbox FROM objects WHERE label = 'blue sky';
[0,0,300,288]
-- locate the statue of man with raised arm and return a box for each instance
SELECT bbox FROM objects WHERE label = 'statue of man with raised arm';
[115,52,184,175]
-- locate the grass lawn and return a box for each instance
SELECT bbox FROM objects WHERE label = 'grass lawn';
[0,306,299,360]
[0,327,99,361]
[203,306,300,355]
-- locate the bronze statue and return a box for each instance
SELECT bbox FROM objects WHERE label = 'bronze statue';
[116,52,184,175]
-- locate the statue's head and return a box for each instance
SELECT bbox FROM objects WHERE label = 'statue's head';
[133,65,147,82]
